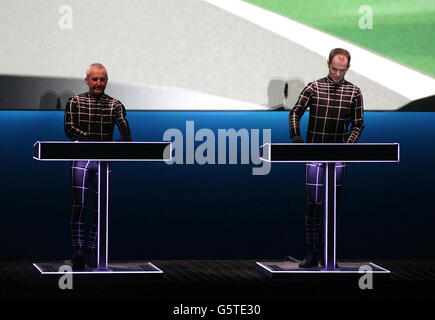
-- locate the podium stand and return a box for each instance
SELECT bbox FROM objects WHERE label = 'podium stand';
[33,141,171,275]
[257,143,399,278]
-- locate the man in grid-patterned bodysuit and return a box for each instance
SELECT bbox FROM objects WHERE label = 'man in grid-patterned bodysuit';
[64,63,131,270]
[289,48,364,268]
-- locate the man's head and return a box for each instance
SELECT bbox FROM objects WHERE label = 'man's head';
[85,63,108,96]
[327,48,350,83]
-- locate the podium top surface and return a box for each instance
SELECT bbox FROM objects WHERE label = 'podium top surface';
[260,143,399,162]
[33,141,171,161]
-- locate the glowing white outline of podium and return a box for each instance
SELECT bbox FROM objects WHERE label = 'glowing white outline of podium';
[32,141,171,275]
[257,143,399,277]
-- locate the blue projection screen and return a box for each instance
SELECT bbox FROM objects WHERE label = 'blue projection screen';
[0,111,434,260]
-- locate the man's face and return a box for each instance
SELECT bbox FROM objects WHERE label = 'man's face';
[327,54,349,83]
[85,67,108,95]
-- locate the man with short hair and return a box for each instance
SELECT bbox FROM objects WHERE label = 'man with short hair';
[64,63,132,270]
[289,48,364,268]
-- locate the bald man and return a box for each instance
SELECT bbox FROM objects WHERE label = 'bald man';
[289,48,364,268]
[64,63,132,270]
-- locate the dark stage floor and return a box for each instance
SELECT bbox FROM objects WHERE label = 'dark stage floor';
[1,259,434,314]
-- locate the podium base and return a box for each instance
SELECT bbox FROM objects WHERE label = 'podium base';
[256,261,390,279]
[33,261,163,277]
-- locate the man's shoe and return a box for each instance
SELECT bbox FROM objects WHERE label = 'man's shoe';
[71,248,85,271]
[87,249,97,268]
[284,256,300,263]
[298,251,320,268]
[320,254,325,267]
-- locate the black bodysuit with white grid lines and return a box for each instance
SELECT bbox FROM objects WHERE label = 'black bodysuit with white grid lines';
[65,92,131,141]
[289,76,364,143]
[289,76,364,254]
[64,92,131,251]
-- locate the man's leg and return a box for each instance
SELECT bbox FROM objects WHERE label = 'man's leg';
[87,162,111,268]
[332,162,346,266]
[319,162,346,267]
[299,162,325,268]
[86,161,99,268]
[299,162,346,268]
[70,160,91,270]
[335,162,346,204]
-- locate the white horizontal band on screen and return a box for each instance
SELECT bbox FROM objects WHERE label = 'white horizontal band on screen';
[205,0,435,101]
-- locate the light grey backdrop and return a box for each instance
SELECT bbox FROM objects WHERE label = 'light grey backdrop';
[0,0,408,109]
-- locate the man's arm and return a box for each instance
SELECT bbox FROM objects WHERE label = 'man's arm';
[289,82,313,143]
[64,96,96,141]
[346,89,364,143]
[114,101,132,141]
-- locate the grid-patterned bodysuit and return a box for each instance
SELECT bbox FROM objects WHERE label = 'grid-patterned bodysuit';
[64,92,132,251]
[65,92,131,142]
[289,76,364,143]
[289,76,364,255]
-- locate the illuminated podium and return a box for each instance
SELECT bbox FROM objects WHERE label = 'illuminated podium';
[256,143,399,278]
[32,141,171,276]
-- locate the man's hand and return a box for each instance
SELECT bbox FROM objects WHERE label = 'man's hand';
[292,135,304,143]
